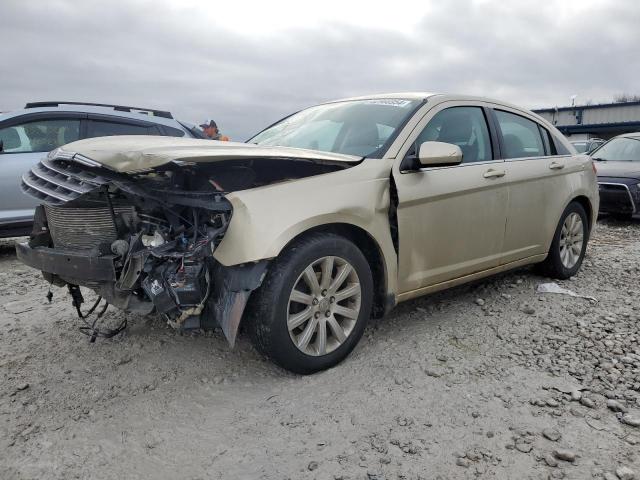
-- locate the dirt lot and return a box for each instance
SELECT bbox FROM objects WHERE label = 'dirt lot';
[1,218,640,480]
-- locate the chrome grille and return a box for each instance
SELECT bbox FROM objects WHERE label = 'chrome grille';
[21,158,109,205]
[598,182,636,214]
[45,205,135,250]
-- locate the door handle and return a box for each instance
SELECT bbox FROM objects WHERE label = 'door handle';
[483,169,506,179]
[549,162,565,170]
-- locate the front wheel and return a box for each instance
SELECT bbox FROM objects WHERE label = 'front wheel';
[537,201,589,279]
[247,233,373,374]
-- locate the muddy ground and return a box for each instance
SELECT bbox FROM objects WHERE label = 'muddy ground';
[1,218,640,480]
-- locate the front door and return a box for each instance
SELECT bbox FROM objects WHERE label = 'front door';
[393,103,508,293]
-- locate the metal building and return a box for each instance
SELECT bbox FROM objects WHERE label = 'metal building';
[533,102,640,141]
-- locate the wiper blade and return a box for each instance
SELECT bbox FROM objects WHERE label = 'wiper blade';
[592,157,605,161]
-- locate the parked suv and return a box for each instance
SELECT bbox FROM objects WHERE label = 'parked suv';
[0,102,204,237]
[16,93,598,373]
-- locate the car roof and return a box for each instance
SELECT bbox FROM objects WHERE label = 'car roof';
[0,104,186,128]
[326,92,439,103]
[320,92,543,114]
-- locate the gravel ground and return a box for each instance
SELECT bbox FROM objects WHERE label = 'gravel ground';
[1,218,639,480]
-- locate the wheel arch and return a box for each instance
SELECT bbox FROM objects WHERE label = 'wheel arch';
[572,195,594,233]
[544,194,594,254]
[536,195,592,279]
[276,223,393,319]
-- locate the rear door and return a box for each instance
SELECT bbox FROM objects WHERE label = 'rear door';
[84,114,162,138]
[392,101,509,293]
[490,107,578,262]
[0,113,84,226]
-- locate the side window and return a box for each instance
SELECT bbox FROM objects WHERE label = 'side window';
[415,107,492,163]
[86,120,154,138]
[538,125,555,155]
[161,126,186,137]
[553,135,571,155]
[0,119,80,153]
[495,110,545,159]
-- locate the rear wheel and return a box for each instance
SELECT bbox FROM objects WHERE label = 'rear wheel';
[537,201,589,279]
[248,233,373,374]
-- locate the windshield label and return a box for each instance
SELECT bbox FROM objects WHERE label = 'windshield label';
[363,99,413,108]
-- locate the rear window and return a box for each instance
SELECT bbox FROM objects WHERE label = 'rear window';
[161,125,186,137]
[495,110,545,159]
[553,135,571,155]
[86,121,157,138]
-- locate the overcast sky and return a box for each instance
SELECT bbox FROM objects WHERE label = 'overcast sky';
[2,0,638,140]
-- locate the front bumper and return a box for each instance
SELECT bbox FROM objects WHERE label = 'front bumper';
[598,182,639,215]
[15,242,117,282]
[16,239,270,345]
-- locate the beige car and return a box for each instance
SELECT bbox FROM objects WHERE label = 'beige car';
[17,93,598,373]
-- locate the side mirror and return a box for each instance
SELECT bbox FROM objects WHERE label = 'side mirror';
[0,140,3,153]
[418,141,462,167]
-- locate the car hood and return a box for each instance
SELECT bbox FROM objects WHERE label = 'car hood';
[58,135,362,173]
[595,160,640,180]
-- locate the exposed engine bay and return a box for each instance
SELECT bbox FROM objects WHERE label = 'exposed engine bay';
[18,150,352,344]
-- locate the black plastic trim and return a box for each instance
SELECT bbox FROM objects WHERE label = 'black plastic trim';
[16,242,117,282]
[0,222,33,238]
[483,106,502,160]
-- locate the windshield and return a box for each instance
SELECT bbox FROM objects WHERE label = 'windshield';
[592,136,640,161]
[249,98,421,158]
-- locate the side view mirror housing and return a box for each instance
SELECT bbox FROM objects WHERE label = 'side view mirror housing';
[417,141,463,167]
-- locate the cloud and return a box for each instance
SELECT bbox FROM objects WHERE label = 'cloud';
[1,0,638,140]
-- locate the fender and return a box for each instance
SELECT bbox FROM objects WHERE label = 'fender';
[213,159,399,297]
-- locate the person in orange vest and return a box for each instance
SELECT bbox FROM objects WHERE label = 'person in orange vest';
[199,119,230,141]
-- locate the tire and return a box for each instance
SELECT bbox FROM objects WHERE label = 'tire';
[247,233,373,374]
[537,201,589,279]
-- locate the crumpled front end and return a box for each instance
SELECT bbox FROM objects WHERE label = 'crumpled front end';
[17,149,269,345]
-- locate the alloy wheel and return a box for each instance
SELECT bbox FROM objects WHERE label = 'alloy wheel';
[287,256,362,356]
[559,212,584,269]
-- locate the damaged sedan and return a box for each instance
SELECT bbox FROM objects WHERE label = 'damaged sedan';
[17,93,599,373]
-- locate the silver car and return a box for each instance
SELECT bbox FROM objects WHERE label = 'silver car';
[0,101,203,237]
